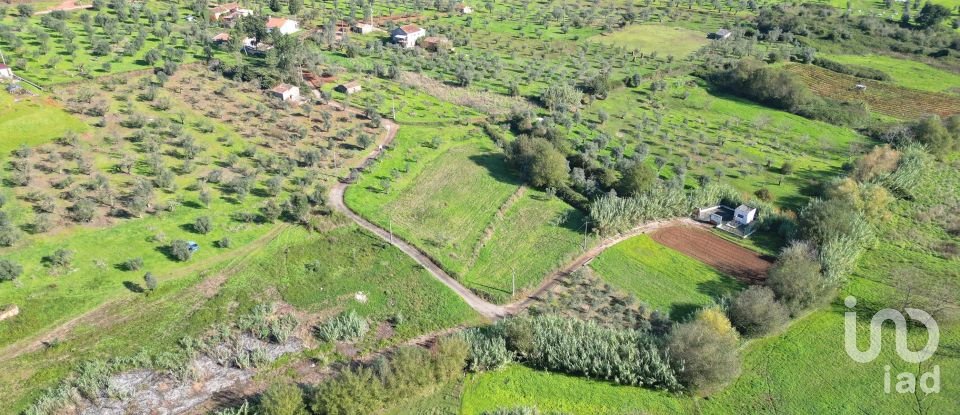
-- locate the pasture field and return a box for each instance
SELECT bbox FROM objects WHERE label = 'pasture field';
[823,54,960,94]
[588,24,710,58]
[461,364,689,414]
[0,93,88,155]
[786,63,960,120]
[589,234,742,319]
[0,224,481,412]
[345,126,584,303]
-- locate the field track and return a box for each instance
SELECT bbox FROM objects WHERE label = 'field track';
[332,108,704,317]
[651,225,773,283]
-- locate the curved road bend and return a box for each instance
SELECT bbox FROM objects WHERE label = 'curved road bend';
[328,112,699,319]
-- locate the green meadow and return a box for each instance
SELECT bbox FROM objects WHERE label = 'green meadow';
[824,53,960,94]
[1,224,482,412]
[589,235,742,319]
[0,94,88,155]
[588,24,710,57]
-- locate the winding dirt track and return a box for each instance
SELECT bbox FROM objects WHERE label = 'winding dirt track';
[327,111,701,319]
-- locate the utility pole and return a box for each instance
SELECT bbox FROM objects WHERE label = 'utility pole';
[582,219,591,250]
[511,266,516,298]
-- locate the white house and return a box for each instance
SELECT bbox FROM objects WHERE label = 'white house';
[266,17,300,35]
[734,205,757,225]
[269,83,300,102]
[0,63,12,79]
[455,3,473,14]
[391,24,426,48]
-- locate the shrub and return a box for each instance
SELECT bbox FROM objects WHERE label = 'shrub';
[123,257,144,271]
[194,216,213,234]
[170,240,193,262]
[0,259,23,282]
[315,310,369,342]
[218,237,232,248]
[767,241,834,313]
[667,308,740,395]
[258,383,306,415]
[46,248,74,268]
[459,328,513,372]
[143,272,158,292]
[505,136,570,189]
[727,286,789,337]
[500,315,679,389]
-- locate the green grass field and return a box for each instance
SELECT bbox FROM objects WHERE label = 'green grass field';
[589,235,743,319]
[588,24,710,57]
[823,54,960,94]
[0,93,88,155]
[0,224,482,412]
[345,125,584,303]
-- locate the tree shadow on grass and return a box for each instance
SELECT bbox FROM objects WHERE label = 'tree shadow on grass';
[669,302,701,321]
[123,281,144,293]
[467,153,525,187]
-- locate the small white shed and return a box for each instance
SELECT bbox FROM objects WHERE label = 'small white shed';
[734,205,757,225]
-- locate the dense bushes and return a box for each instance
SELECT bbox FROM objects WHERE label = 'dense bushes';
[871,116,960,159]
[505,136,570,189]
[492,315,680,390]
[0,259,23,282]
[314,310,369,342]
[812,58,890,81]
[767,241,836,314]
[460,327,513,372]
[309,337,467,414]
[589,182,741,235]
[666,308,741,395]
[704,58,868,127]
[727,286,789,336]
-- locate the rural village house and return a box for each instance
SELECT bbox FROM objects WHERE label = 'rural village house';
[335,81,362,95]
[391,24,426,48]
[269,83,300,101]
[266,17,300,35]
[0,63,13,79]
[210,3,251,22]
[455,3,473,13]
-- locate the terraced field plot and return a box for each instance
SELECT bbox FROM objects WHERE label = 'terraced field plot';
[590,233,744,319]
[588,24,710,57]
[346,129,583,303]
[786,63,960,119]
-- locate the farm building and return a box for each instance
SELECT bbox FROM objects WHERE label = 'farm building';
[266,17,300,35]
[269,83,300,102]
[210,3,251,22]
[0,63,12,79]
[733,205,757,225]
[391,24,426,49]
[335,81,362,95]
[712,28,732,40]
[212,32,231,44]
[455,3,473,13]
[422,36,452,52]
[352,23,374,34]
[694,204,758,238]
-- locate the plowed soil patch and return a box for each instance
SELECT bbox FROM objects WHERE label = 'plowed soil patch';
[650,226,773,283]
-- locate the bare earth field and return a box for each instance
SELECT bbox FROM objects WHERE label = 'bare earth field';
[650,226,773,283]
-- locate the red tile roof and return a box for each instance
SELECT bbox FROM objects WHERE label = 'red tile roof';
[266,17,287,28]
[399,24,422,34]
[271,83,297,94]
